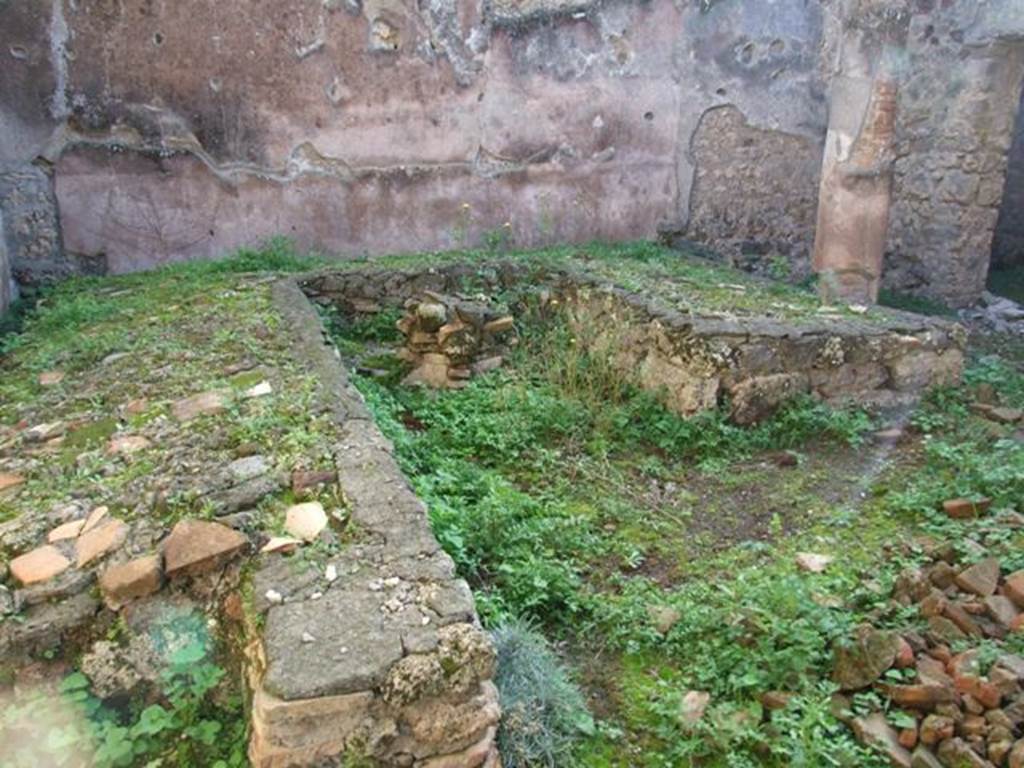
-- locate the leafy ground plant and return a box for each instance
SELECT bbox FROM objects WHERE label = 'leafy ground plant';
[0,640,247,767]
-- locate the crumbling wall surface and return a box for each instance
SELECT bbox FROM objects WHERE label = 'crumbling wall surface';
[687,106,822,280]
[992,85,1024,271]
[0,0,829,281]
[2,0,1022,306]
[885,3,1024,307]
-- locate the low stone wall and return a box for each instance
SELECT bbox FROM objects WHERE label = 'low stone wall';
[303,261,966,424]
[558,279,966,423]
[249,280,500,768]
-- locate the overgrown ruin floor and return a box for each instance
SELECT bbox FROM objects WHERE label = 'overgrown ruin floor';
[0,242,1021,768]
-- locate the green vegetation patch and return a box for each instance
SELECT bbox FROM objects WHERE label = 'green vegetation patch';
[331,300,1022,767]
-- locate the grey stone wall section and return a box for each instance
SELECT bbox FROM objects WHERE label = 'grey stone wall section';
[0,164,76,285]
[884,6,1024,307]
[248,279,499,768]
[0,210,10,316]
[686,105,822,280]
[992,84,1024,271]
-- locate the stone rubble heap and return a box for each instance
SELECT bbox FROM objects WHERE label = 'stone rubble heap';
[960,293,1024,336]
[834,543,1024,768]
[397,291,515,388]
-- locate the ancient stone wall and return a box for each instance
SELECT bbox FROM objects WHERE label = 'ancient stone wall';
[1,0,1023,313]
[885,5,1024,307]
[992,85,1024,271]
[0,0,828,295]
[251,280,500,767]
[687,105,822,281]
[303,260,967,424]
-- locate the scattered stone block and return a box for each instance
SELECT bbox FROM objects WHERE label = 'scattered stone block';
[679,690,710,728]
[937,737,988,767]
[106,435,152,456]
[852,712,911,768]
[955,558,1001,597]
[163,519,248,578]
[0,472,24,493]
[99,555,163,608]
[646,605,681,635]
[482,316,514,334]
[919,714,954,746]
[124,398,148,415]
[48,519,86,543]
[10,545,72,585]
[285,502,328,542]
[911,744,943,768]
[24,421,65,443]
[943,497,992,520]
[291,469,336,494]
[172,390,227,421]
[796,552,832,573]
[229,455,270,482]
[38,371,65,386]
[978,405,1024,425]
[833,626,899,691]
[209,473,286,515]
[883,683,954,710]
[261,537,303,555]
[82,505,109,533]
[1004,570,1024,608]
[245,381,273,398]
[76,519,129,567]
[986,595,1020,629]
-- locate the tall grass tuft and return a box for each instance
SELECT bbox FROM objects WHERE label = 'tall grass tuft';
[492,619,593,768]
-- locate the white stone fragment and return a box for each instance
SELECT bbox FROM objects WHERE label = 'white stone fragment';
[265,589,283,605]
[245,381,273,399]
[325,564,338,583]
[284,502,328,542]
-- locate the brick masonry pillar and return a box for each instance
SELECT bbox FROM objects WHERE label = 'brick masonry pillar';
[812,1,910,306]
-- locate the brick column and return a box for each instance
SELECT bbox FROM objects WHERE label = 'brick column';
[813,1,909,305]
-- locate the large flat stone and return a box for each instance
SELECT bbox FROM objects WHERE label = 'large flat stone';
[0,472,25,493]
[76,519,129,567]
[10,545,72,585]
[260,583,404,700]
[0,592,100,661]
[248,687,378,768]
[163,519,248,578]
[172,390,227,421]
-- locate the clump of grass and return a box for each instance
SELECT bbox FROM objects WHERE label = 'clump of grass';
[492,619,593,768]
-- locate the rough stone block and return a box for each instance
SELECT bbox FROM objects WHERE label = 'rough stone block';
[99,555,163,609]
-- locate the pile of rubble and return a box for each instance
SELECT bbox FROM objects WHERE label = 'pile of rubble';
[397,291,516,388]
[960,293,1024,336]
[835,547,1024,767]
